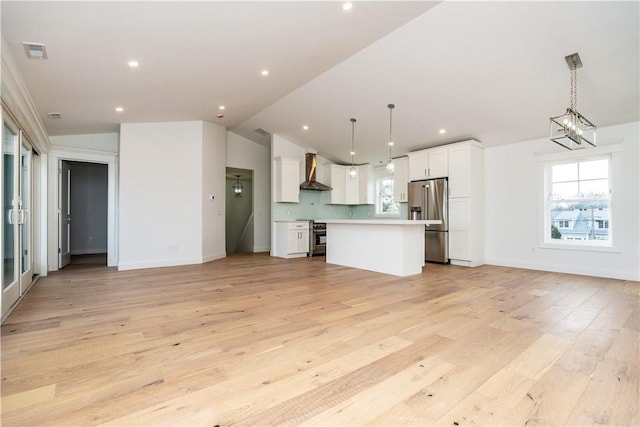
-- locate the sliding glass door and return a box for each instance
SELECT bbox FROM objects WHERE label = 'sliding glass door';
[2,115,34,318]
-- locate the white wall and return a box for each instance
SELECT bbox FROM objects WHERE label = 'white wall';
[119,121,217,270]
[50,133,118,152]
[202,121,227,262]
[485,121,639,281]
[226,131,271,252]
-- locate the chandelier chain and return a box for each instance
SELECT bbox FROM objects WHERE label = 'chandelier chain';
[570,62,577,111]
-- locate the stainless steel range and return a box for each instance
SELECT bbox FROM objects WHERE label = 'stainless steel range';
[311,221,326,256]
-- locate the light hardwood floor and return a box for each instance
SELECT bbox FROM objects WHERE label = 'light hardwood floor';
[1,253,638,426]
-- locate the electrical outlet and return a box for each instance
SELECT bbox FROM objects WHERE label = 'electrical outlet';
[168,244,178,252]
[88,236,93,243]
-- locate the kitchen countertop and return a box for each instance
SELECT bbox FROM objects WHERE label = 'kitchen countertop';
[320,219,442,226]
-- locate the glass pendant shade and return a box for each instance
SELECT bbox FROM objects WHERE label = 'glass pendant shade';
[386,104,395,173]
[233,175,244,198]
[349,118,357,179]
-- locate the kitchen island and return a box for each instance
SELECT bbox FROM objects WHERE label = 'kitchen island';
[321,219,442,277]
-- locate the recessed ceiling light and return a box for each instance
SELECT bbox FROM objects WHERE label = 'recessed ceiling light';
[303,125,309,130]
[439,129,446,134]
[261,69,269,76]
[219,105,226,110]
[128,60,139,68]
[343,2,353,11]
[115,107,124,112]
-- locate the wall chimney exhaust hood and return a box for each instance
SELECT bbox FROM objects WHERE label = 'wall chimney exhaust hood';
[300,153,332,191]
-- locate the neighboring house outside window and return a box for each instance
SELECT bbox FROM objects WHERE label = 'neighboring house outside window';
[375,173,399,217]
[544,154,612,248]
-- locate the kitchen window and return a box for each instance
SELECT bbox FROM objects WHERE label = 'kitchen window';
[375,174,399,217]
[543,153,613,249]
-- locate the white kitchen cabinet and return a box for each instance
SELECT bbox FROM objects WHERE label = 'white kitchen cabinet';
[448,198,471,261]
[448,141,483,198]
[274,221,309,258]
[328,164,347,204]
[393,156,409,203]
[274,157,300,203]
[446,140,484,267]
[408,146,448,181]
[327,164,373,205]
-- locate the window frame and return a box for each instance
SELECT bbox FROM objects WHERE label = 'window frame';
[538,144,621,253]
[374,170,400,218]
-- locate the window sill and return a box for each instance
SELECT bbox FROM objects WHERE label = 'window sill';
[374,213,401,219]
[539,241,621,254]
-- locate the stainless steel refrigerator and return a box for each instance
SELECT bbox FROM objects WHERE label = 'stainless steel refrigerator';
[407,178,448,263]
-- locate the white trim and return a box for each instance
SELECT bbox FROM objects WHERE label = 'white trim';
[1,40,50,155]
[47,146,118,271]
[118,257,206,271]
[202,252,226,263]
[485,258,639,282]
[538,147,620,253]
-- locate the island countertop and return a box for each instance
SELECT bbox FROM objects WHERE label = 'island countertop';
[319,219,442,226]
[322,219,440,276]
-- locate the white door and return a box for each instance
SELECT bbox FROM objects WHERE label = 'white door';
[2,119,34,318]
[2,121,20,316]
[59,160,71,269]
[19,138,34,290]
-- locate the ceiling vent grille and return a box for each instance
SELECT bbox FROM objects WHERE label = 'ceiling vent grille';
[48,112,62,119]
[23,42,48,60]
[254,128,271,137]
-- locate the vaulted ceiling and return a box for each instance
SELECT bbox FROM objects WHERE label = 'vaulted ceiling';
[2,1,638,165]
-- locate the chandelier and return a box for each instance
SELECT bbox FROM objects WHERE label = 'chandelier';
[233,175,244,198]
[349,118,357,179]
[549,53,596,150]
[386,103,395,173]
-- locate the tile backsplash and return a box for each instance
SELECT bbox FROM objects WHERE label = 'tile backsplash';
[273,189,407,221]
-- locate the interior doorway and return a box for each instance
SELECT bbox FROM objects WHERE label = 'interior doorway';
[225,167,253,254]
[59,160,108,268]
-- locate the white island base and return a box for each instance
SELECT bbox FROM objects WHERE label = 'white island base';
[323,220,442,277]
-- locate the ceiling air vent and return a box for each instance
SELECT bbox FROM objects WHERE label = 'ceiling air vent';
[254,128,271,137]
[48,112,62,119]
[23,42,48,60]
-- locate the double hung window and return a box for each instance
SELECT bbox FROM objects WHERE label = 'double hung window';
[544,155,612,247]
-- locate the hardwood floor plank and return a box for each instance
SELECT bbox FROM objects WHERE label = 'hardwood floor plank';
[1,254,637,426]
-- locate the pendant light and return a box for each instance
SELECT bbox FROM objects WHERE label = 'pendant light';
[386,103,395,173]
[549,52,596,150]
[233,175,244,198]
[349,117,357,179]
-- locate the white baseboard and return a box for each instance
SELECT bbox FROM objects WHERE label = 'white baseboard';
[117,257,204,271]
[202,252,226,263]
[253,246,270,253]
[484,257,639,281]
[70,249,107,255]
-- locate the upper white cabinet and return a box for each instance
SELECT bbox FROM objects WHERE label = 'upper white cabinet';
[408,146,448,181]
[393,156,409,203]
[274,157,300,203]
[448,142,483,199]
[327,164,373,205]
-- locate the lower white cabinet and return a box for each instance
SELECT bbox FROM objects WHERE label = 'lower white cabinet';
[273,221,309,259]
[448,196,483,267]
